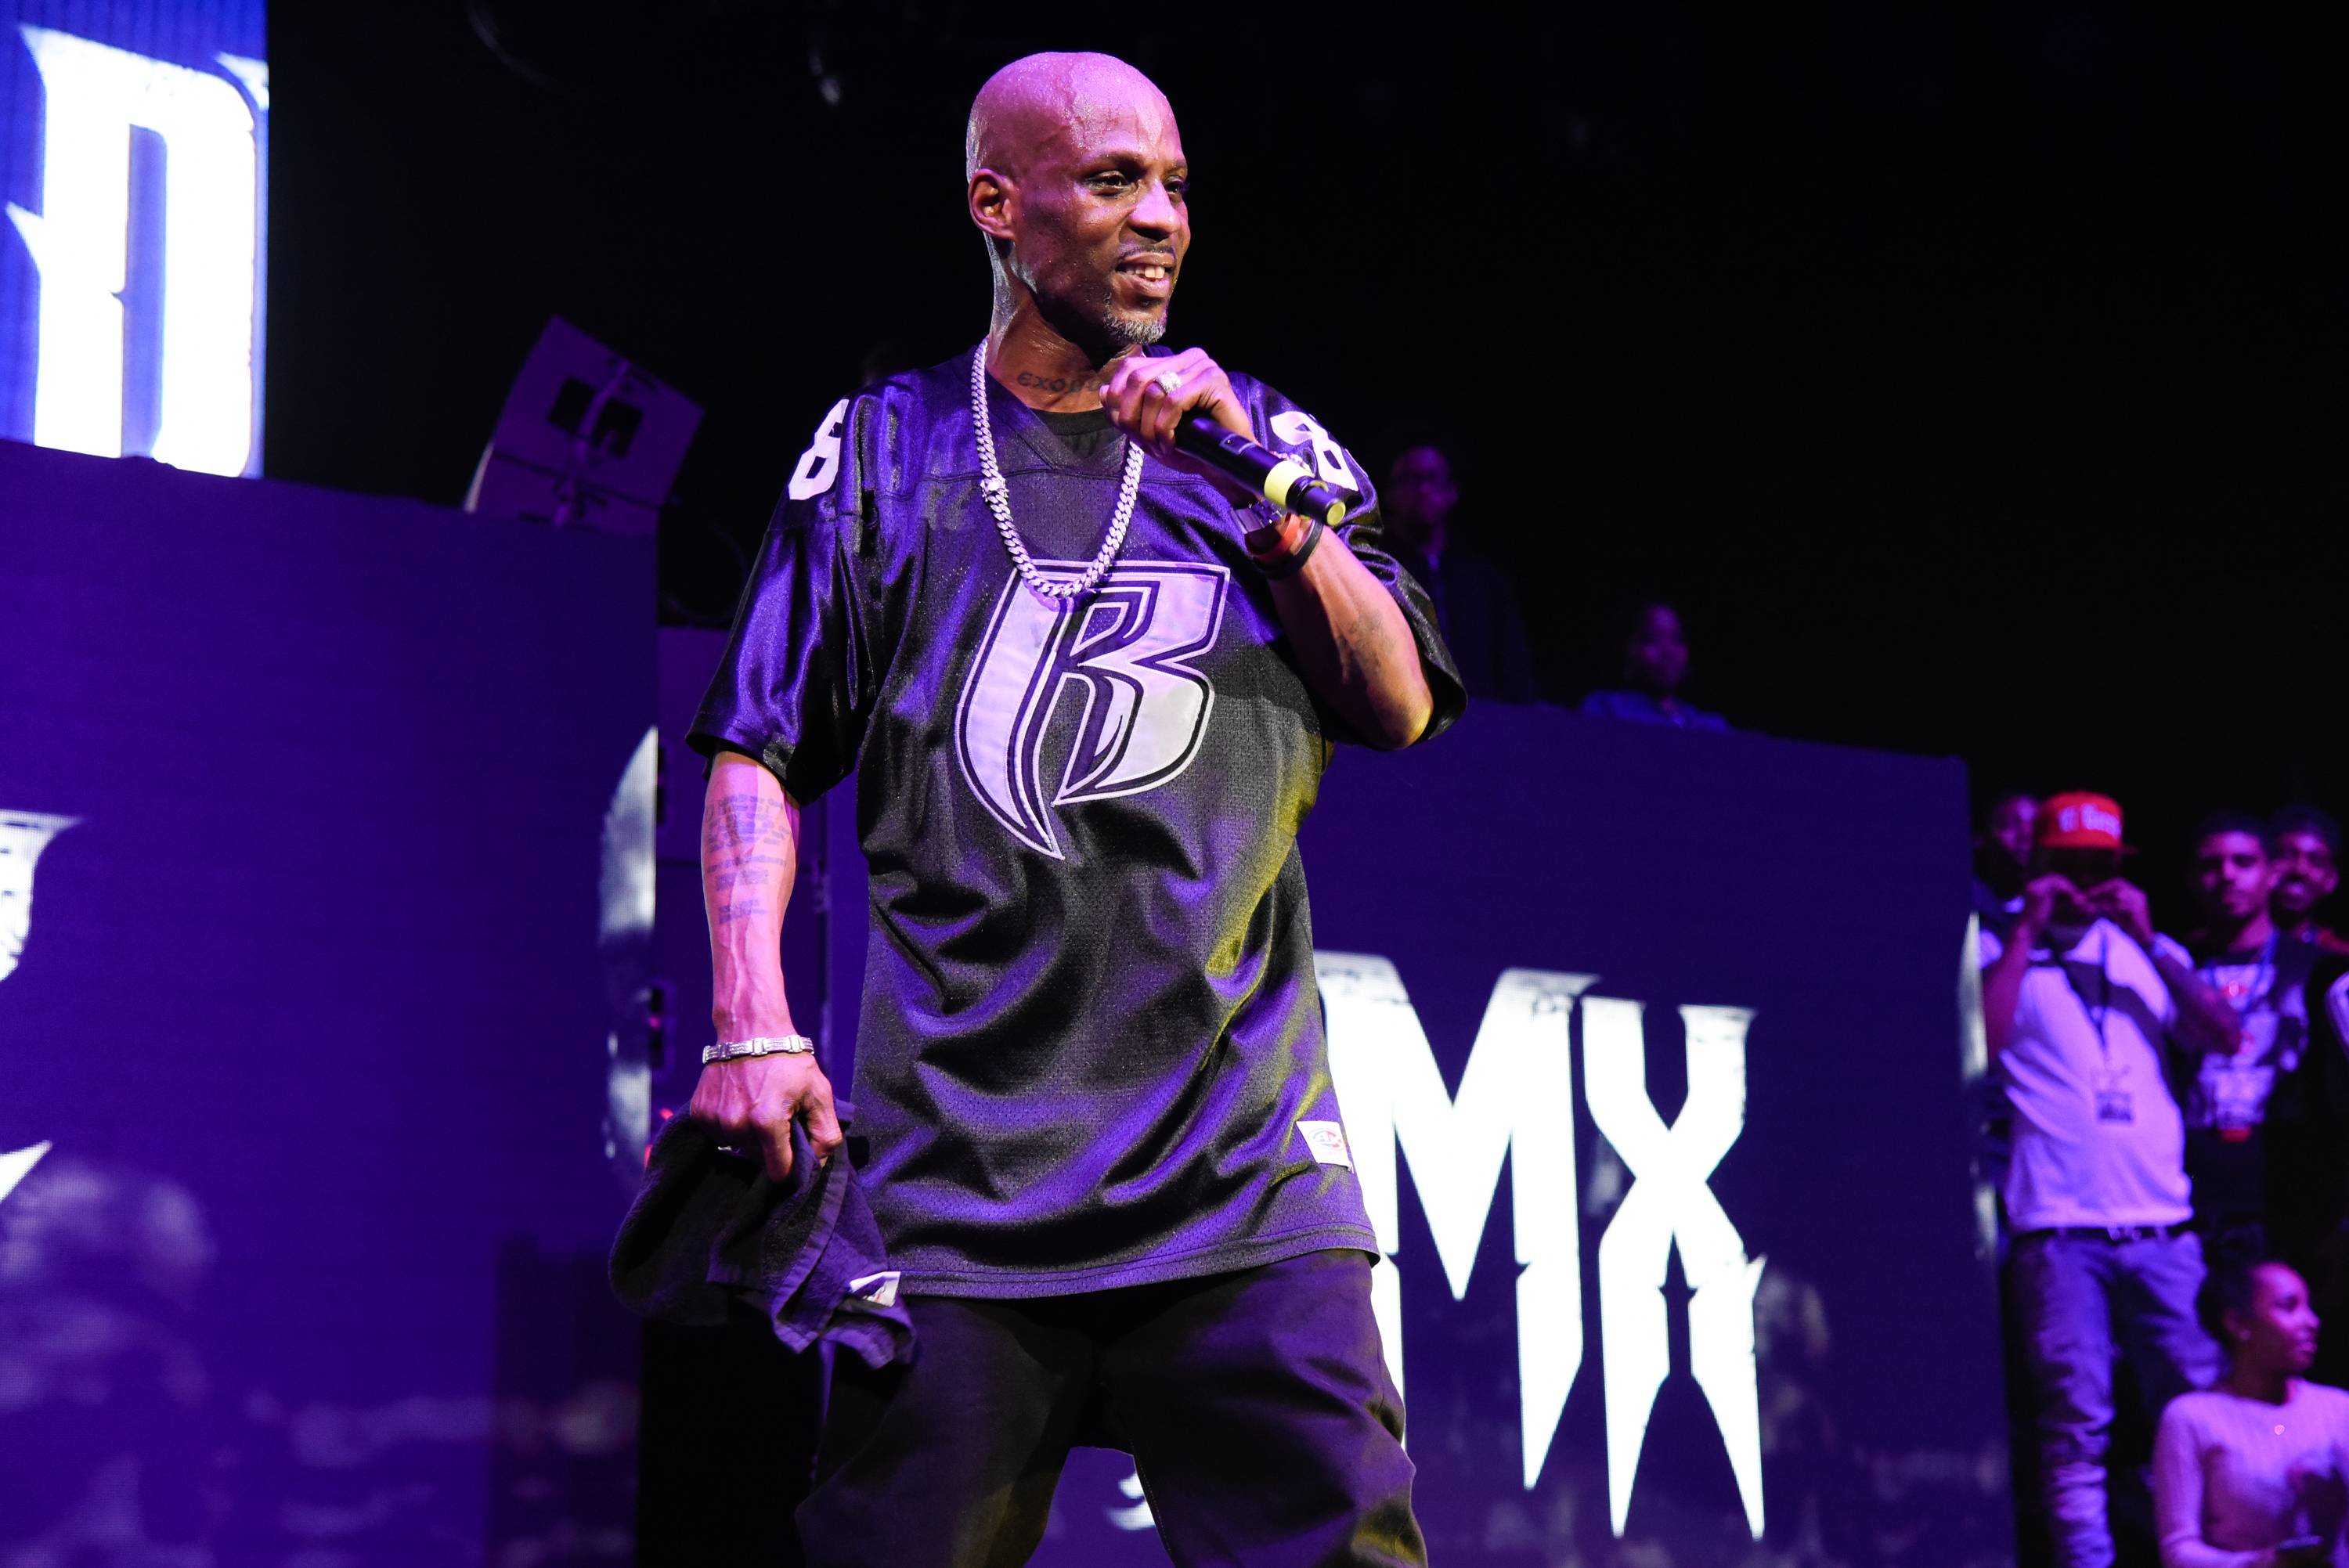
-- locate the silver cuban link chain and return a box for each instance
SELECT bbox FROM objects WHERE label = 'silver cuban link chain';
[970,345,1146,602]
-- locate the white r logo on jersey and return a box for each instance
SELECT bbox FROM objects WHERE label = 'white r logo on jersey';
[954,562,1229,859]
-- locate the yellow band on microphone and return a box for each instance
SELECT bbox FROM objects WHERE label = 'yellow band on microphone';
[1262,458,1311,510]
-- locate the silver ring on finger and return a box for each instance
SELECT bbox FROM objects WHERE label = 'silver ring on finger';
[1153,369,1182,397]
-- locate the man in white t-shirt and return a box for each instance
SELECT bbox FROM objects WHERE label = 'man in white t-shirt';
[1983,791,2239,1568]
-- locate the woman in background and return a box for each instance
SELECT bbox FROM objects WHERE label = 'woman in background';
[1577,600,1729,730]
[2156,1258,2349,1566]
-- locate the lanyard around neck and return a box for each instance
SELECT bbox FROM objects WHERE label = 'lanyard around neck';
[2089,928,2113,1059]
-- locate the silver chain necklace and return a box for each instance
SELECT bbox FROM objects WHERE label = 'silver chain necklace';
[970,345,1144,601]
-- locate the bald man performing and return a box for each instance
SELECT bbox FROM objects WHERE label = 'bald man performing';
[686,51,1461,1566]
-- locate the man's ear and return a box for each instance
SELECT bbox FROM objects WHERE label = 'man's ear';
[970,168,1016,243]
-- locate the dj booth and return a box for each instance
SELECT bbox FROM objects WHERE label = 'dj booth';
[0,441,2012,1565]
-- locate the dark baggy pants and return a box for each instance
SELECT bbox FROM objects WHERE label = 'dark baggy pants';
[796,1248,1426,1568]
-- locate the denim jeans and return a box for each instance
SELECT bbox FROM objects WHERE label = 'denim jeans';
[2009,1231,2224,1568]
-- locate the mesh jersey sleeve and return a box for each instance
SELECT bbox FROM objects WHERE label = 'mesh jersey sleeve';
[1246,381,1468,745]
[687,394,879,801]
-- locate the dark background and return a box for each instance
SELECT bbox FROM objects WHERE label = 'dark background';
[263,2,2348,905]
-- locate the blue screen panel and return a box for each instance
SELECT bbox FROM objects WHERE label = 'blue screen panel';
[0,442,652,1562]
[1,0,266,475]
[820,708,2013,1566]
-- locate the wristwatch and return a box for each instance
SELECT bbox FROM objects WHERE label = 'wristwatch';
[702,1034,817,1065]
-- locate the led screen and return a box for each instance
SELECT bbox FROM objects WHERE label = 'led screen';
[0,440,652,1563]
[818,708,2013,1565]
[1,0,266,476]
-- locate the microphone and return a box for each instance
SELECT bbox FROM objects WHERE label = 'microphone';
[1173,415,1351,528]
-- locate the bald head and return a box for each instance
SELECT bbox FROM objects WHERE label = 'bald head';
[965,51,1191,358]
[965,52,1174,181]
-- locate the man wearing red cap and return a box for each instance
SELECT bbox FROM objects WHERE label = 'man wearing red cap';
[1981,791,2239,1568]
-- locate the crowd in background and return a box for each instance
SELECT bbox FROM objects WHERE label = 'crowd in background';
[1381,432,2349,1567]
[1969,791,2349,1568]
[1367,432,1729,729]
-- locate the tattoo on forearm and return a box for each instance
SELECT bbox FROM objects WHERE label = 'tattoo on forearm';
[712,862,786,892]
[704,791,794,928]
[705,795,786,855]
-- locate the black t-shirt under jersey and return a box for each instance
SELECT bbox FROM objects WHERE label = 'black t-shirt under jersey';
[691,349,1466,1296]
[1034,404,1120,460]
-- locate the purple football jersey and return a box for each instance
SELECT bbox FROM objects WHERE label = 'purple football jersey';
[691,348,1464,1296]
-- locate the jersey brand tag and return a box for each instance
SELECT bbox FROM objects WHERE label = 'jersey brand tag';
[1297,1120,1352,1169]
[847,1270,901,1308]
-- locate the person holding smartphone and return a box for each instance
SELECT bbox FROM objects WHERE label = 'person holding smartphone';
[1984,791,2243,1567]
[2155,1256,2349,1566]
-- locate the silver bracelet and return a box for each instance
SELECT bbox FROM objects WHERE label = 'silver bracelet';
[703,1034,816,1065]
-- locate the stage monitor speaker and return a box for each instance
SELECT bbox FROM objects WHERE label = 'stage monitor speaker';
[465,315,702,535]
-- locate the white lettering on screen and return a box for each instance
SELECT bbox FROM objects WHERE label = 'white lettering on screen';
[1584,997,1766,1540]
[1,809,78,987]
[1,809,75,1212]
[1316,953,1766,1538]
[0,1141,50,1208]
[7,27,261,476]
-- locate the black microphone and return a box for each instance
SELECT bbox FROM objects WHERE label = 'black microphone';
[1173,415,1351,528]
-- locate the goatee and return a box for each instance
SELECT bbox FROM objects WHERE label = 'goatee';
[1105,309,1169,348]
